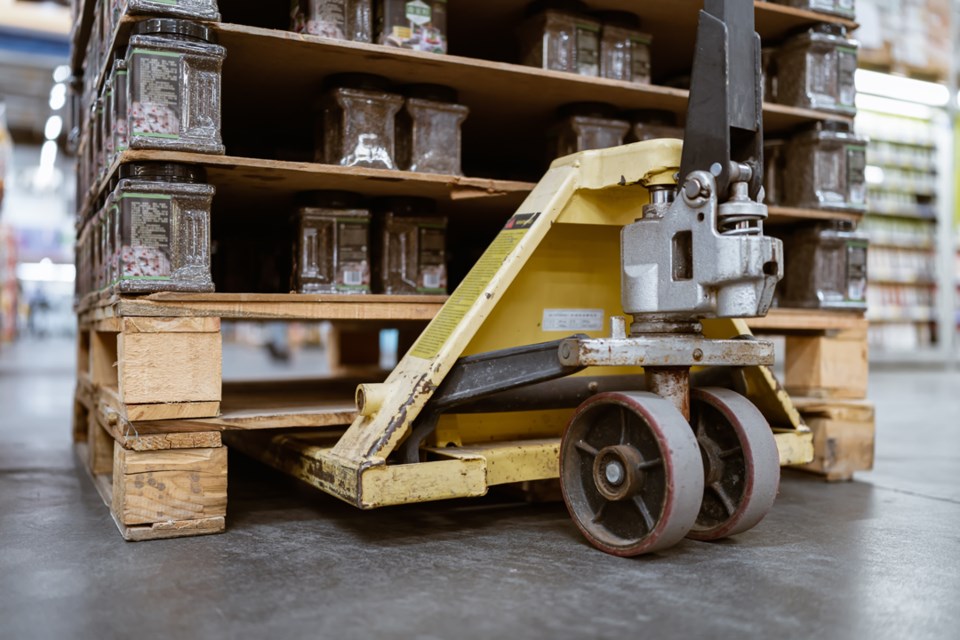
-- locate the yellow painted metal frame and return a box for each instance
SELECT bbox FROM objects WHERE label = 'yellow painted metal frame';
[302,140,813,508]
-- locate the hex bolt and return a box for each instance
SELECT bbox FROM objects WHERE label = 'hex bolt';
[605,460,625,486]
[693,348,703,362]
[560,343,571,360]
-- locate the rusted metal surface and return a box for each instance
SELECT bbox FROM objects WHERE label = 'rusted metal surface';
[557,335,774,367]
[646,367,691,420]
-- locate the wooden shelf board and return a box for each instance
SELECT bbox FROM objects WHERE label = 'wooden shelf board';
[81,292,446,323]
[745,308,868,333]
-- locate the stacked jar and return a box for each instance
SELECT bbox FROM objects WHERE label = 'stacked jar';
[290,0,373,42]
[776,221,869,311]
[377,0,448,54]
[769,1,855,20]
[292,191,372,294]
[125,19,226,153]
[549,102,629,160]
[780,120,868,212]
[373,197,447,295]
[771,23,858,115]
[520,2,651,83]
[315,74,468,176]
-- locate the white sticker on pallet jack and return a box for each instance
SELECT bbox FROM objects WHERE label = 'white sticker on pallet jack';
[542,309,604,332]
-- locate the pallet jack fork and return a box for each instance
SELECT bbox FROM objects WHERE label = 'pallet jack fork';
[301,0,813,555]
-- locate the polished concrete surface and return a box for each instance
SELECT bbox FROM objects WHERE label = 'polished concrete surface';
[1,337,958,639]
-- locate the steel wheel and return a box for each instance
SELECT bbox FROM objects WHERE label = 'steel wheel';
[559,391,704,556]
[687,387,780,541]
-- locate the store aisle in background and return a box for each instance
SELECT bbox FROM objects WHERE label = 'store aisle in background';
[1,339,958,638]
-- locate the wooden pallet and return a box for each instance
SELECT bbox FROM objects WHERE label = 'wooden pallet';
[792,397,876,482]
[74,386,228,541]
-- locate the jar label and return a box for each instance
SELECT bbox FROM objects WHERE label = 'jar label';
[338,219,371,290]
[120,193,173,281]
[576,24,600,76]
[129,49,182,139]
[846,144,867,205]
[846,243,868,302]
[417,225,446,293]
[405,0,431,25]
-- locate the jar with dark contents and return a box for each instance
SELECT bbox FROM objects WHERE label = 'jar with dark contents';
[316,73,404,169]
[773,23,858,115]
[290,0,373,42]
[373,197,447,294]
[293,191,371,294]
[596,11,651,84]
[125,0,221,21]
[549,102,629,160]
[101,75,115,169]
[93,97,105,183]
[109,162,215,293]
[377,0,447,53]
[396,84,469,175]
[111,58,128,162]
[623,109,683,143]
[777,221,868,310]
[125,19,226,154]
[781,120,867,212]
[762,139,786,206]
[769,1,855,20]
[519,0,600,76]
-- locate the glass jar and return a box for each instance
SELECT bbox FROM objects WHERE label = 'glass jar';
[396,84,469,175]
[109,162,215,293]
[293,190,372,294]
[770,1,855,20]
[624,109,683,143]
[125,19,226,154]
[373,197,447,294]
[316,73,404,169]
[519,1,600,76]
[762,139,785,206]
[773,23,858,115]
[377,0,447,53]
[290,0,372,42]
[125,0,221,21]
[549,102,629,159]
[101,75,115,170]
[93,98,105,184]
[111,58,128,162]
[781,120,867,212]
[778,221,868,310]
[596,11,651,84]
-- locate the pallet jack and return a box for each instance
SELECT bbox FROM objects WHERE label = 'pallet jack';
[290,0,813,555]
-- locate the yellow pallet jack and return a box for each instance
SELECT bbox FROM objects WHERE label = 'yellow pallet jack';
[287,0,813,555]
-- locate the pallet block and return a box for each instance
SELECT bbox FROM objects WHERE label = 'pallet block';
[86,316,222,421]
[785,329,868,399]
[792,397,875,481]
[77,406,227,541]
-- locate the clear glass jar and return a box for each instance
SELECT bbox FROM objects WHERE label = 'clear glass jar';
[778,221,868,310]
[519,1,600,76]
[377,0,448,53]
[396,84,469,175]
[624,109,683,143]
[773,23,858,115]
[290,0,372,42]
[316,73,404,169]
[293,190,372,294]
[125,0,221,21]
[111,58,128,162]
[373,197,447,294]
[770,1,855,20]
[550,102,629,159]
[781,120,867,212]
[109,162,215,293]
[597,11,651,84]
[125,19,226,154]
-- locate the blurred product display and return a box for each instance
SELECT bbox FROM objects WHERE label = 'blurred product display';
[377,0,448,53]
[772,23,858,115]
[548,102,629,160]
[778,221,869,310]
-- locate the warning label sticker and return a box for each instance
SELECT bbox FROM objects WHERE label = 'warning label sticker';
[542,308,604,332]
[409,225,531,360]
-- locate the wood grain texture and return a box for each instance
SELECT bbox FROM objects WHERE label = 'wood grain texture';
[121,316,220,334]
[785,331,869,399]
[117,330,222,405]
[793,398,875,481]
[112,444,228,526]
[746,309,868,333]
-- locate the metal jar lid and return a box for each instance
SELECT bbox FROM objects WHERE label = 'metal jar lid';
[558,102,619,119]
[373,196,438,217]
[323,73,391,93]
[399,84,459,103]
[296,190,365,209]
[525,0,590,18]
[133,19,217,44]
[593,10,641,30]
[621,109,677,125]
[119,162,207,183]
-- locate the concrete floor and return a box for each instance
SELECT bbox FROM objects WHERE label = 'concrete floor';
[1,337,958,639]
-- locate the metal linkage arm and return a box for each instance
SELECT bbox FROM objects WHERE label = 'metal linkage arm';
[679,0,764,201]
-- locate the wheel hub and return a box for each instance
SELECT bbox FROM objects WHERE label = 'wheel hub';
[593,445,645,501]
